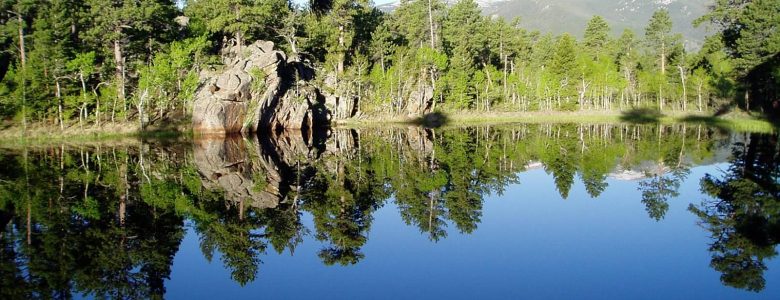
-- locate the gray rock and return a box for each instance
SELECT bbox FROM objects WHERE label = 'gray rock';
[192,40,328,134]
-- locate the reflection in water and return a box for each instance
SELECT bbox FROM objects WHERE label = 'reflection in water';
[0,123,776,297]
[690,133,780,292]
[637,126,692,221]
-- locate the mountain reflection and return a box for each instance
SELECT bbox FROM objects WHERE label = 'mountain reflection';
[0,123,777,297]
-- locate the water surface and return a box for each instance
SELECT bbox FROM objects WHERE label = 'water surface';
[1,123,778,299]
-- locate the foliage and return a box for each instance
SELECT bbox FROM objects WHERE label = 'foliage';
[0,0,777,128]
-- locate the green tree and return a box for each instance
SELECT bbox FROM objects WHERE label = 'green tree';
[83,0,178,120]
[441,0,486,108]
[551,33,578,110]
[583,15,610,56]
[66,52,96,127]
[185,0,289,49]
[644,9,680,110]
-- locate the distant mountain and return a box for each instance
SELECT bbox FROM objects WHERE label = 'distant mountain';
[377,0,715,49]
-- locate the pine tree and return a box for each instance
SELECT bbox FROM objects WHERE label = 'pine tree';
[697,0,780,113]
[441,0,486,108]
[185,0,289,49]
[28,0,80,128]
[551,33,578,110]
[644,9,680,110]
[583,15,610,56]
[83,0,178,120]
[645,9,674,76]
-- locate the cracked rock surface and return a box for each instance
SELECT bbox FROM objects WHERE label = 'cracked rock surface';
[192,41,329,134]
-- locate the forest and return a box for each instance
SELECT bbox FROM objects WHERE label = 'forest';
[0,0,778,132]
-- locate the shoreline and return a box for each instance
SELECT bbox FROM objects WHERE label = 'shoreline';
[1,110,776,146]
[0,122,190,148]
[337,110,778,132]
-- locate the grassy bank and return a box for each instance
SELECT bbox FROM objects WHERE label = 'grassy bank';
[1,109,776,147]
[0,121,190,148]
[338,110,778,133]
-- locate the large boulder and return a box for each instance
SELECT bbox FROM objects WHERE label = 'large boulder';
[192,41,328,134]
[406,85,434,116]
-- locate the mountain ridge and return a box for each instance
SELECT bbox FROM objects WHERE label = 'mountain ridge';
[376,0,714,48]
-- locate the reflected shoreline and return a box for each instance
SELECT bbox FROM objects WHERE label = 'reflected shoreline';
[0,123,777,297]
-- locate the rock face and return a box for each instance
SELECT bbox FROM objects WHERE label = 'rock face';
[405,85,435,116]
[192,41,328,134]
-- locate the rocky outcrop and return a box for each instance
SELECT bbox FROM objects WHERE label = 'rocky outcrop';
[405,85,435,116]
[192,41,328,134]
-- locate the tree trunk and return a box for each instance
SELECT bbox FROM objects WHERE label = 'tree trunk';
[678,65,686,111]
[484,66,492,112]
[357,67,362,116]
[138,88,148,130]
[16,11,27,130]
[660,41,665,75]
[337,25,345,74]
[79,72,88,125]
[55,79,64,131]
[235,31,243,53]
[380,53,386,75]
[697,80,703,112]
[234,5,243,53]
[285,35,298,54]
[95,93,100,127]
[427,0,435,48]
[579,77,588,110]
[113,36,126,119]
[17,13,25,67]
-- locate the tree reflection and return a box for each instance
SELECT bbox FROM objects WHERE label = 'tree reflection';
[0,123,749,296]
[636,125,693,220]
[690,133,780,292]
[0,147,185,299]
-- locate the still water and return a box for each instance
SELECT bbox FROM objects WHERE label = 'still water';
[1,123,779,299]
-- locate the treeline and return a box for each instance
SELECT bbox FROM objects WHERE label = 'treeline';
[0,0,207,130]
[1,0,777,130]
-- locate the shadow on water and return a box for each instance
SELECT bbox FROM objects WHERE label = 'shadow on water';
[677,115,734,131]
[136,129,189,145]
[619,108,663,124]
[410,112,449,128]
[680,114,780,133]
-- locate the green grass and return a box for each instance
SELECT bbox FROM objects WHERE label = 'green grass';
[340,110,778,133]
[3,109,775,148]
[676,115,776,133]
[0,122,191,149]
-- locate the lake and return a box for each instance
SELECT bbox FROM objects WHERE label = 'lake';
[1,123,779,299]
